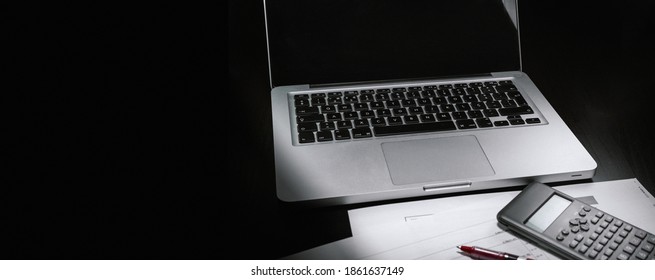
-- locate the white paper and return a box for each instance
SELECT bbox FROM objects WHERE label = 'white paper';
[284,178,655,260]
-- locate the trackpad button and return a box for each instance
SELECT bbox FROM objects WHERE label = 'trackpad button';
[381,136,495,185]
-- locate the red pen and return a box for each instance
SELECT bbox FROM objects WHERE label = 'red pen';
[457,245,533,260]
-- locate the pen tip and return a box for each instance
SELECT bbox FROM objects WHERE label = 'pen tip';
[456,245,461,249]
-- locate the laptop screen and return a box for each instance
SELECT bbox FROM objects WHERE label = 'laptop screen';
[265,0,521,87]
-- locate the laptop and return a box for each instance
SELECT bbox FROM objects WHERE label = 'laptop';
[264,0,596,205]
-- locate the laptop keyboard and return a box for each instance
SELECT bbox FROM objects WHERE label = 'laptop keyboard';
[293,80,542,144]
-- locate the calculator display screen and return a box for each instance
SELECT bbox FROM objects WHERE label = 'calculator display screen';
[525,194,571,232]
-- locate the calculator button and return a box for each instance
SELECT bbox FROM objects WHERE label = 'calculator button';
[604,232,614,239]
[605,216,614,223]
[590,233,599,241]
[635,230,647,239]
[591,217,600,224]
[594,244,604,252]
[578,245,589,254]
[616,253,629,260]
[604,248,614,257]
[580,224,590,231]
[556,234,565,241]
[574,234,584,242]
[647,235,655,244]
[595,212,604,218]
[600,255,610,260]
[623,245,636,255]
[599,237,610,245]
[635,251,649,260]
[594,227,604,234]
[571,226,580,233]
[600,221,609,228]
[609,242,619,250]
[561,229,570,236]
[614,220,623,227]
[569,240,579,248]
[584,239,594,247]
[578,211,587,217]
[569,219,580,226]
[629,238,642,247]
[579,218,588,224]
[619,230,629,238]
[624,225,633,232]
[583,206,591,212]
[642,243,654,253]
[588,250,599,259]
[609,226,619,233]
[614,237,624,244]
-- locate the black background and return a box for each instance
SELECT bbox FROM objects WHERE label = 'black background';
[2,1,653,260]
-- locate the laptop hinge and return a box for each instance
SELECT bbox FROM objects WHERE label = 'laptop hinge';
[308,73,494,89]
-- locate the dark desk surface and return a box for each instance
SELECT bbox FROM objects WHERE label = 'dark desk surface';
[227,1,655,260]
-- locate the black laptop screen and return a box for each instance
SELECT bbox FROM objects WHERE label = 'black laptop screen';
[265,0,521,87]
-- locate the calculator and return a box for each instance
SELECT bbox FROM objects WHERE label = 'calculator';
[497,181,655,260]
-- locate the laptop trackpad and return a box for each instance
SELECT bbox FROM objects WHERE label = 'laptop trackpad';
[381,136,495,185]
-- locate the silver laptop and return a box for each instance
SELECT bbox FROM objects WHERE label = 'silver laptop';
[264,0,596,205]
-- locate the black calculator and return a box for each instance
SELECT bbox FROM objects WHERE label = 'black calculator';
[497,182,655,260]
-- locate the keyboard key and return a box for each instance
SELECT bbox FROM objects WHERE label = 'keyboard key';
[297,123,318,132]
[354,103,369,111]
[486,101,502,109]
[456,103,471,111]
[441,104,456,112]
[403,115,419,124]
[494,120,509,126]
[483,109,499,117]
[467,110,483,119]
[312,97,327,106]
[296,106,319,116]
[316,131,333,142]
[420,114,436,122]
[408,107,423,115]
[352,128,372,138]
[334,129,351,140]
[436,113,451,121]
[456,119,477,129]
[298,132,315,143]
[393,108,408,116]
[360,110,375,118]
[370,101,385,109]
[526,118,541,124]
[498,106,534,116]
[476,118,493,128]
[337,121,352,129]
[386,100,401,108]
[343,112,359,119]
[388,116,403,125]
[375,93,390,101]
[339,104,353,112]
[374,121,457,136]
[371,118,386,127]
[319,122,335,131]
[353,119,369,128]
[295,99,310,106]
[452,112,468,120]
[326,113,342,121]
[377,109,391,117]
[509,118,525,125]
[327,96,342,104]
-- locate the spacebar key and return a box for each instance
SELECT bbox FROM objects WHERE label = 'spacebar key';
[374,121,456,136]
